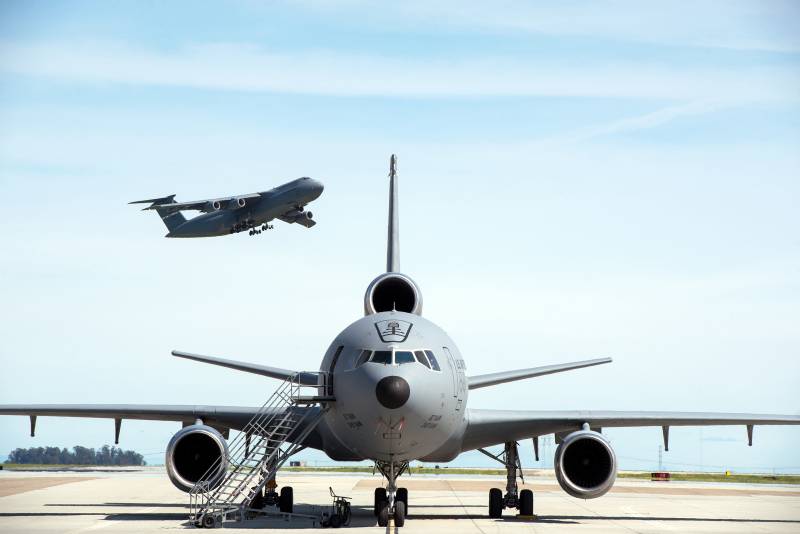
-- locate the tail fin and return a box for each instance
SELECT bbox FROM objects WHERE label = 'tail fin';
[387,154,399,272]
[129,194,186,232]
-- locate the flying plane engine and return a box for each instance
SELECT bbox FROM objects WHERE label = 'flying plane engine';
[210,200,222,210]
[364,272,423,315]
[229,197,247,209]
[284,209,313,221]
[554,429,617,499]
[165,424,229,493]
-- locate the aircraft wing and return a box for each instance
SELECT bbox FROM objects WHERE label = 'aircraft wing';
[0,404,323,448]
[462,409,800,451]
[142,193,261,214]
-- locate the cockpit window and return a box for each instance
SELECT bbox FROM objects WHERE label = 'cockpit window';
[424,350,441,371]
[355,349,371,368]
[395,351,415,365]
[414,350,431,368]
[370,350,393,364]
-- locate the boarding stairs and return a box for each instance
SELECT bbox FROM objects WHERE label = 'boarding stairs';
[189,372,333,528]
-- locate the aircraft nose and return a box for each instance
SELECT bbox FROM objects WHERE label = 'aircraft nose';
[375,376,410,409]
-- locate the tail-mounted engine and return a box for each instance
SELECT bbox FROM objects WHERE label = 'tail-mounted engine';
[165,424,229,493]
[364,273,422,315]
[554,429,617,499]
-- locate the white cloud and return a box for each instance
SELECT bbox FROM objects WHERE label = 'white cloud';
[1,41,798,102]
[294,0,800,53]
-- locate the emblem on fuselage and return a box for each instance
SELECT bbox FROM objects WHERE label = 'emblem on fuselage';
[375,320,413,343]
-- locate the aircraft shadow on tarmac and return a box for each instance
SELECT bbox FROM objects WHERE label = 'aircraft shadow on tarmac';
[2,505,797,528]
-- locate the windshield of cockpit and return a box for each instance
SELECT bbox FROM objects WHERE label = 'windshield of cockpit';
[354,348,441,371]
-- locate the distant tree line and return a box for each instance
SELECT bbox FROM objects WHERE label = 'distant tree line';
[5,445,146,466]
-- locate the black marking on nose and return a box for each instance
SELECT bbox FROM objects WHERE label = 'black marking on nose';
[375,376,410,409]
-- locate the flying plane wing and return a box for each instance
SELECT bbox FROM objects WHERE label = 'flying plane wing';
[0,404,324,448]
[138,193,262,214]
[462,409,800,451]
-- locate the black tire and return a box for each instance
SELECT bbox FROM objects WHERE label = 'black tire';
[202,514,216,528]
[279,486,293,514]
[342,504,351,526]
[329,514,341,528]
[394,500,406,527]
[377,504,389,527]
[396,487,408,514]
[489,488,503,518]
[520,489,533,516]
[373,487,387,516]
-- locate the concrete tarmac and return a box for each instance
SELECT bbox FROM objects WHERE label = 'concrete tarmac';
[1,467,798,533]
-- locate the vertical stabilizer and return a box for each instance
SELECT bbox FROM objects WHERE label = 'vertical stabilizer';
[387,154,400,272]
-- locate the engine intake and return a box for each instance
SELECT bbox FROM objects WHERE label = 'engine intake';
[165,425,229,493]
[364,273,422,315]
[554,430,617,499]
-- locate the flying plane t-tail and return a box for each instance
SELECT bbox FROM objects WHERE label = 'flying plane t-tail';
[129,194,187,233]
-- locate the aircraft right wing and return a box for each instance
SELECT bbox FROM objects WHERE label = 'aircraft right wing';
[0,404,325,449]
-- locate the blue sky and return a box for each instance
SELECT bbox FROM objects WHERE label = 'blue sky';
[0,1,798,472]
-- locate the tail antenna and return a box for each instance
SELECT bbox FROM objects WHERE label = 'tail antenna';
[387,154,400,273]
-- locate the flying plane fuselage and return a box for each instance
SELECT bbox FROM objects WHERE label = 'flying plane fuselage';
[166,178,324,237]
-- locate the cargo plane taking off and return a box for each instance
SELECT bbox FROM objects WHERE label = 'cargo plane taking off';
[2,155,799,528]
[130,177,324,237]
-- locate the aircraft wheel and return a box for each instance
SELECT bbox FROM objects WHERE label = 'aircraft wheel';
[520,489,533,516]
[329,513,342,528]
[394,500,406,527]
[202,514,217,528]
[373,487,387,516]
[279,486,293,514]
[488,488,502,518]
[396,487,408,513]
[377,504,389,527]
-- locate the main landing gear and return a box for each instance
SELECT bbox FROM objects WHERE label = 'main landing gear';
[479,441,534,518]
[373,460,409,527]
[229,220,273,236]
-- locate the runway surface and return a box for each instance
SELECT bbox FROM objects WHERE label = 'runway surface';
[1,467,798,533]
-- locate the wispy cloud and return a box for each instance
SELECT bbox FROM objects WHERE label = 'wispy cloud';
[294,0,800,53]
[2,41,798,101]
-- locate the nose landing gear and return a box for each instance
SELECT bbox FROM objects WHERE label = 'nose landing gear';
[374,460,409,527]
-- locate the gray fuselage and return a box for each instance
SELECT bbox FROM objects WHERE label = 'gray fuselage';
[166,178,323,237]
[318,311,469,463]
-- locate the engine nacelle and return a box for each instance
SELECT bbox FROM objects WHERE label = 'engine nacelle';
[554,430,617,499]
[210,200,222,211]
[165,424,229,493]
[229,197,246,209]
[284,209,312,221]
[364,273,422,315]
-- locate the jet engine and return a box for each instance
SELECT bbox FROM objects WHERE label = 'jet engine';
[364,272,422,315]
[554,430,617,499]
[210,200,222,210]
[230,197,246,209]
[284,209,312,221]
[165,424,229,493]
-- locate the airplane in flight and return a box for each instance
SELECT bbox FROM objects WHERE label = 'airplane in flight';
[2,155,799,528]
[129,177,324,237]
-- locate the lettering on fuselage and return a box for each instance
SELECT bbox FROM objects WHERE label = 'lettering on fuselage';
[375,320,413,343]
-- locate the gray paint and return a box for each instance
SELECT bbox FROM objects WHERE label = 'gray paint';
[130,177,324,238]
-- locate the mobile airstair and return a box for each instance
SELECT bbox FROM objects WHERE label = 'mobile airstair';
[189,372,332,528]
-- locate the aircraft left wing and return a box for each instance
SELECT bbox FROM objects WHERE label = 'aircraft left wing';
[139,193,262,214]
[462,409,800,452]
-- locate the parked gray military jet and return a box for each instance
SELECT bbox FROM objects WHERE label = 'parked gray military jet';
[2,156,799,528]
[130,177,324,237]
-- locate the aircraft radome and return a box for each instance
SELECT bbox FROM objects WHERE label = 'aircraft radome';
[2,155,798,529]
